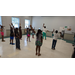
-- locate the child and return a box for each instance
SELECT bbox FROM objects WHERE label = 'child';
[0,25,5,42]
[32,27,35,38]
[51,30,60,50]
[19,23,22,40]
[72,45,75,58]
[15,28,21,50]
[27,28,31,42]
[72,35,75,46]
[43,24,49,40]
[9,24,14,45]
[35,29,43,56]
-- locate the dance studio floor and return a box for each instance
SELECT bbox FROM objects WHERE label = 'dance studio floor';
[0,35,74,58]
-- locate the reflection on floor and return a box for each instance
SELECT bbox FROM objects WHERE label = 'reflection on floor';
[0,35,74,58]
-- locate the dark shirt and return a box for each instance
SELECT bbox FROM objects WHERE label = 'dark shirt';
[10,29,14,37]
[16,31,19,38]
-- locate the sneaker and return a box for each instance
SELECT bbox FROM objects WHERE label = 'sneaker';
[10,43,12,44]
[12,43,15,45]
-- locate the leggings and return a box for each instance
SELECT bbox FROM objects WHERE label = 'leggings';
[43,32,46,39]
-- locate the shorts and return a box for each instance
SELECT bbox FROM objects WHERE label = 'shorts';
[1,32,4,36]
[35,41,42,46]
[52,34,54,36]
[10,36,14,40]
[27,34,30,37]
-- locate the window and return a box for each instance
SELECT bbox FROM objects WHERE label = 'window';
[0,16,2,25]
[25,19,30,28]
[12,17,19,28]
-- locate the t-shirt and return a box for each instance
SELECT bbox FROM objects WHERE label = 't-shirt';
[43,27,47,33]
[16,31,19,38]
[10,29,14,37]
[53,33,60,40]
[36,34,42,42]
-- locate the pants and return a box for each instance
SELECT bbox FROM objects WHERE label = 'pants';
[43,32,46,39]
[72,48,75,58]
[16,38,20,49]
[52,39,57,49]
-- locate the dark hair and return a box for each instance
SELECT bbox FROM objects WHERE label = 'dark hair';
[16,28,18,32]
[1,26,3,29]
[44,26,46,28]
[36,29,42,38]
[55,30,58,33]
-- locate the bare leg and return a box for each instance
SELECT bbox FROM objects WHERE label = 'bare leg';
[29,37,31,42]
[36,46,38,55]
[12,40,13,44]
[10,39,11,43]
[27,36,28,41]
[2,35,3,41]
[38,46,41,56]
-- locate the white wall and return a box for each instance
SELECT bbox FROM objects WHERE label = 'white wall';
[32,16,75,34]
[1,16,32,36]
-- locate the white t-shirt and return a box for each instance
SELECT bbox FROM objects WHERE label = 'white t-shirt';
[43,27,47,33]
[53,33,60,40]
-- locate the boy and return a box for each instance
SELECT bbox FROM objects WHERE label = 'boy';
[52,30,60,50]
[9,24,14,45]
[16,28,21,50]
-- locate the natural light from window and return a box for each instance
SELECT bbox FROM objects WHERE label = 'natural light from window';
[25,19,30,28]
[12,17,19,28]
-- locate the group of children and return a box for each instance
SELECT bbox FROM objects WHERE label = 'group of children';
[9,23,22,50]
[0,23,75,57]
[26,27,35,42]
[0,23,64,57]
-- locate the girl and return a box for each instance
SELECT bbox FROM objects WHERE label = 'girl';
[51,30,60,50]
[27,28,31,42]
[43,24,49,40]
[32,27,35,38]
[16,28,21,50]
[27,25,35,42]
[0,25,5,42]
[9,24,14,45]
[19,23,22,40]
[35,29,43,56]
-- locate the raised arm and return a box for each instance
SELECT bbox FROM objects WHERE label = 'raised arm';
[30,25,35,33]
[43,25,44,27]
[52,29,55,33]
